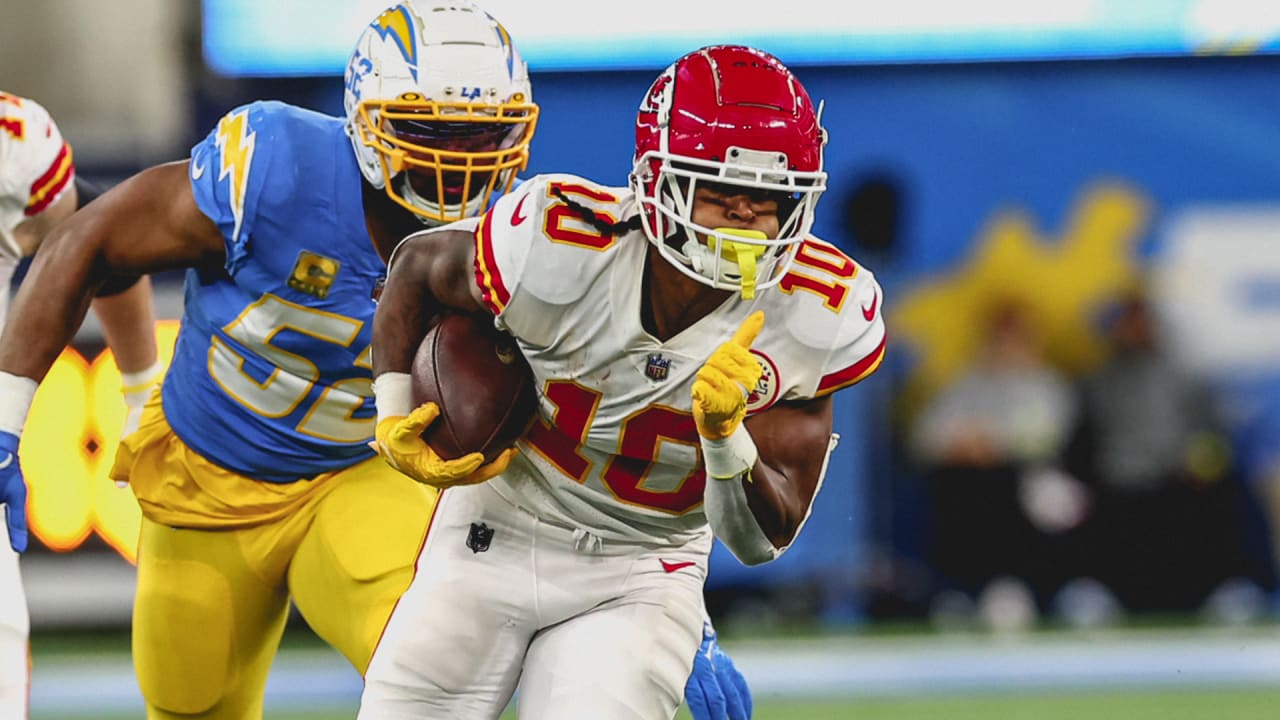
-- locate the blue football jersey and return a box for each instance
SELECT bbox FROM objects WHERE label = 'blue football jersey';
[163,101,385,482]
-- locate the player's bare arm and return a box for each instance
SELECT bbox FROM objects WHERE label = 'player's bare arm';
[370,225,512,489]
[13,169,159,379]
[92,278,158,373]
[0,161,224,382]
[372,226,483,376]
[739,394,834,547]
[68,173,161,378]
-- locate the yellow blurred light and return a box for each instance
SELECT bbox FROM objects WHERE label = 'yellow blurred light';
[20,320,180,564]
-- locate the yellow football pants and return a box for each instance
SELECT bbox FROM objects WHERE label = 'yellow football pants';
[124,432,436,719]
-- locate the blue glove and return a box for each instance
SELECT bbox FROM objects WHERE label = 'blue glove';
[684,620,752,720]
[0,431,26,553]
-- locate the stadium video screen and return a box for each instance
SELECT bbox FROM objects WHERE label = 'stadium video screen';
[203,0,1280,76]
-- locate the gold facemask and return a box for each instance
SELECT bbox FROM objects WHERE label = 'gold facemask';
[352,93,539,223]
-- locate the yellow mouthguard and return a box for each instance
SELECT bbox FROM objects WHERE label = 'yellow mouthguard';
[709,228,768,299]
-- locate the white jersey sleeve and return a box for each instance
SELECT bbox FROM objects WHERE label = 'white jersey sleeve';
[0,92,74,262]
[746,238,886,412]
[473,173,627,348]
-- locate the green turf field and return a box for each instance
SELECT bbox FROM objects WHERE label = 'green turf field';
[31,622,1280,719]
[762,688,1280,720]
[34,688,1280,720]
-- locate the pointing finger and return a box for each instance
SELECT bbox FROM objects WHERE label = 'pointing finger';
[731,311,764,350]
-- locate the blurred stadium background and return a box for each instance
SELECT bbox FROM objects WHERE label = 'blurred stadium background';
[9,1,1280,717]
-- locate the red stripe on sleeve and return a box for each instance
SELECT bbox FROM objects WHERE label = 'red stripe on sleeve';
[472,209,511,314]
[29,142,70,193]
[24,142,73,217]
[816,333,887,395]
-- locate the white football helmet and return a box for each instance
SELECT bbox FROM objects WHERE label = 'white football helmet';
[344,1,538,225]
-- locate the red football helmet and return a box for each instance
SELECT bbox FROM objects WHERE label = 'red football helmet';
[630,45,827,298]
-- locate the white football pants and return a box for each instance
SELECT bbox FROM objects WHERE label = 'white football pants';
[0,524,28,720]
[359,481,710,720]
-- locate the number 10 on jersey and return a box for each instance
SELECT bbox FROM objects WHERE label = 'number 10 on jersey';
[524,380,706,515]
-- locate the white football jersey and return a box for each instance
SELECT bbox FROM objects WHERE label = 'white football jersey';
[468,173,886,545]
[0,91,75,327]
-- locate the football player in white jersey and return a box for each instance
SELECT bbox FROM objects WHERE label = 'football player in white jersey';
[363,44,887,719]
[0,91,158,720]
[0,10,748,719]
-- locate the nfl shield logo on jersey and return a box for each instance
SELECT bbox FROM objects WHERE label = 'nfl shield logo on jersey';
[645,353,672,381]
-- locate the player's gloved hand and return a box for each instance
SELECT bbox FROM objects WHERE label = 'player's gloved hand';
[692,311,765,440]
[0,431,28,553]
[684,620,753,720]
[373,402,516,489]
[120,361,165,440]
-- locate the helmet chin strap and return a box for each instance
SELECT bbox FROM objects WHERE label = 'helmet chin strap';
[681,227,768,300]
[397,173,491,226]
[397,176,444,226]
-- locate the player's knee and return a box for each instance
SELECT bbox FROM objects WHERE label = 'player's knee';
[134,558,235,715]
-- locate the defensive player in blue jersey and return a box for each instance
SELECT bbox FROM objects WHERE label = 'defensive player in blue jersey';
[0,2,750,719]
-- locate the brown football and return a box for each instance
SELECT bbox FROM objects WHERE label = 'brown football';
[410,311,538,464]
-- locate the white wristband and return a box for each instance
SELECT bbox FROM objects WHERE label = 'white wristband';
[700,425,759,480]
[0,371,38,436]
[374,372,414,424]
[121,360,165,410]
[121,360,165,394]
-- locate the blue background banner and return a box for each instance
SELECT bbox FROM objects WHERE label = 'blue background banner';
[202,0,1280,75]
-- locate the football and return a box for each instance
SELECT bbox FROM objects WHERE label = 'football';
[410,310,538,464]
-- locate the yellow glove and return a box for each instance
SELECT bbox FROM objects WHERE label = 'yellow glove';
[373,402,517,489]
[692,311,765,441]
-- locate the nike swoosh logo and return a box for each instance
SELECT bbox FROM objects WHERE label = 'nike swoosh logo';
[510,194,529,226]
[861,290,879,322]
[0,454,12,470]
[660,559,697,574]
[190,157,206,181]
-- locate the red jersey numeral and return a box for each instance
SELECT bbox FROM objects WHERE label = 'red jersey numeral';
[778,240,858,311]
[0,117,24,141]
[0,93,25,140]
[543,182,620,250]
[525,382,706,515]
[525,380,600,482]
[602,404,704,514]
